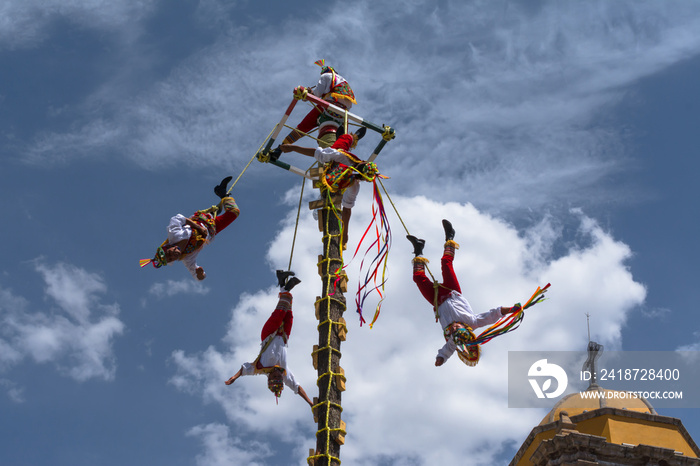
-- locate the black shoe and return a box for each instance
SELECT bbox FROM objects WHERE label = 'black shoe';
[355,126,367,141]
[269,147,282,163]
[284,277,301,291]
[442,219,455,242]
[214,176,233,199]
[276,270,295,288]
[406,235,425,256]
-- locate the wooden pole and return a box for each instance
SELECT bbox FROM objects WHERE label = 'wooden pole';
[308,187,347,466]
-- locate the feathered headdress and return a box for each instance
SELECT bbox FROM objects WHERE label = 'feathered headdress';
[446,326,481,366]
[266,366,286,404]
[314,59,334,75]
[140,242,168,268]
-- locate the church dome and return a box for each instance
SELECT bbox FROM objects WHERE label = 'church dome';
[539,384,656,425]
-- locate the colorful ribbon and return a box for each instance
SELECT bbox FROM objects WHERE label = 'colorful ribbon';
[342,180,392,327]
[463,283,550,347]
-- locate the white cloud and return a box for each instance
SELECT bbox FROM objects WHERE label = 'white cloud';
[22,1,700,213]
[0,378,25,403]
[186,423,272,466]
[26,119,124,165]
[677,345,700,356]
[171,195,646,464]
[640,306,672,319]
[0,262,125,383]
[0,0,157,50]
[149,278,210,299]
[36,262,107,322]
[677,330,700,353]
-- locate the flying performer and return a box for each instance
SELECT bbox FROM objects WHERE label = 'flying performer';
[407,220,522,366]
[225,271,314,410]
[140,177,239,280]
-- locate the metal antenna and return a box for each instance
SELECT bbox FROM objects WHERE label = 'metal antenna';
[582,313,603,389]
[585,312,591,342]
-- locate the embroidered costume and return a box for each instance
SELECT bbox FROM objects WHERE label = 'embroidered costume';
[412,242,503,364]
[225,271,313,407]
[283,61,357,148]
[314,134,363,208]
[164,197,239,278]
[409,220,506,366]
[314,133,381,209]
[141,177,239,279]
[239,291,301,395]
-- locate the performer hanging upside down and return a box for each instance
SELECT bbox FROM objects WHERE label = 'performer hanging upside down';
[279,60,357,149]
[279,127,381,249]
[225,271,314,410]
[407,220,521,367]
[141,177,240,280]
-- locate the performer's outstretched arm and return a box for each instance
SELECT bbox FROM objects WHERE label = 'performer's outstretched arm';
[501,304,522,315]
[297,385,314,410]
[279,144,316,157]
[225,368,243,385]
[435,340,457,367]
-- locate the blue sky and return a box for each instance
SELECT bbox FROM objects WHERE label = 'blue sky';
[1,0,699,464]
